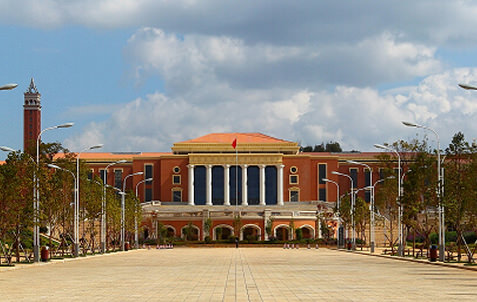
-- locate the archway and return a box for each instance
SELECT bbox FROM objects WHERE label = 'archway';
[275,225,290,241]
[213,224,234,240]
[298,225,315,239]
[241,224,261,241]
[181,224,200,241]
[164,225,176,238]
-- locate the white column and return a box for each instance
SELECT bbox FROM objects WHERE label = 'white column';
[224,165,230,206]
[259,165,266,205]
[206,165,212,206]
[187,164,194,205]
[277,164,284,206]
[242,164,248,206]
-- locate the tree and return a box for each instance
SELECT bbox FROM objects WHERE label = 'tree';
[0,151,34,263]
[400,140,439,256]
[443,132,476,261]
[106,187,121,250]
[233,215,242,239]
[203,218,212,242]
[265,217,274,240]
[288,219,295,240]
[301,141,343,152]
[37,142,73,252]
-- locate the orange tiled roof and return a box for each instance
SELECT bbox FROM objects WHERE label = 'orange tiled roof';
[177,133,293,144]
[54,152,171,160]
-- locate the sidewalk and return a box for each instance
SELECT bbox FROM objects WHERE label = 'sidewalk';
[336,246,477,272]
[0,249,139,273]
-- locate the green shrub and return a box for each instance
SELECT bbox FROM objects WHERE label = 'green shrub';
[295,229,303,241]
[464,231,477,244]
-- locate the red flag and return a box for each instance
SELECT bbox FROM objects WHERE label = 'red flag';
[232,138,237,149]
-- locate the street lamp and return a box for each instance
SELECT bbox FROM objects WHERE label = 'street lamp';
[347,160,375,253]
[458,83,477,90]
[331,171,356,249]
[75,144,103,256]
[0,83,18,90]
[35,122,74,262]
[0,146,16,153]
[121,171,144,251]
[135,178,153,249]
[402,121,444,261]
[322,178,342,248]
[374,143,404,256]
[102,159,127,253]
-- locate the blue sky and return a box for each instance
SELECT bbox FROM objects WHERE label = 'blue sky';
[2,0,477,159]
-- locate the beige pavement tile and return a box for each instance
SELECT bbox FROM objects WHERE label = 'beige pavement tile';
[2,248,477,301]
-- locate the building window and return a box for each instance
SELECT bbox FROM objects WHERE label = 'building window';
[379,168,384,180]
[173,166,181,173]
[212,166,224,205]
[364,169,371,202]
[145,188,152,202]
[114,169,122,189]
[100,169,106,182]
[318,164,326,184]
[290,190,299,202]
[290,166,298,173]
[172,189,182,202]
[173,175,181,185]
[350,168,358,188]
[319,188,326,201]
[87,169,93,180]
[289,175,299,185]
[145,164,153,184]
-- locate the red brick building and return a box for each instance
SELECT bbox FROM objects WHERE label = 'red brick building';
[25,80,395,244]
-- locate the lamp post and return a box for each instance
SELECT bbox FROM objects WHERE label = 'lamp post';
[121,171,144,251]
[75,144,103,256]
[0,83,18,90]
[322,178,342,248]
[374,143,404,256]
[135,178,153,249]
[35,122,74,262]
[101,159,127,253]
[402,121,444,261]
[331,171,355,249]
[47,164,77,255]
[347,160,375,253]
[458,83,477,90]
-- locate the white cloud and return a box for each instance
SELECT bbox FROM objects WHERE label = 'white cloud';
[125,28,441,92]
[65,67,477,153]
[5,1,477,153]
[3,0,477,48]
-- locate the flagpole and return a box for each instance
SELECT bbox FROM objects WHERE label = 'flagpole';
[235,140,238,211]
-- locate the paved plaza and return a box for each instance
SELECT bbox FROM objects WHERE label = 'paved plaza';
[1,247,477,301]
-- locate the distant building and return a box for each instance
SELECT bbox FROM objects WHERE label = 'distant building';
[26,79,395,243]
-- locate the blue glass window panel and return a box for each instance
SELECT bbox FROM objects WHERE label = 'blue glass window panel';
[229,166,242,205]
[265,166,277,205]
[194,166,206,205]
[247,166,260,205]
[212,166,224,205]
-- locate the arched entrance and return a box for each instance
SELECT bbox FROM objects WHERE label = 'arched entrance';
[181,224,200,241]
[275,225,289,241]
[241,224,261,241]
[165,225,176,238]
[298,225,314,239]
[214,225,234,240]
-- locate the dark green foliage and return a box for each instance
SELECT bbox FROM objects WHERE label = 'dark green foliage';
[301,141,342,152]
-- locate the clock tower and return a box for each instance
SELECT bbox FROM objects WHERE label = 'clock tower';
[23,78,41,153]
